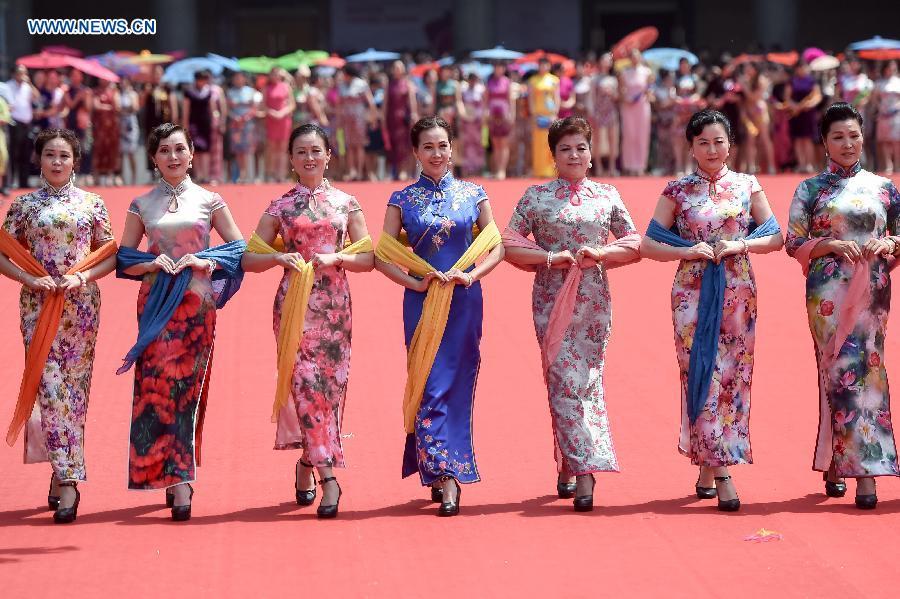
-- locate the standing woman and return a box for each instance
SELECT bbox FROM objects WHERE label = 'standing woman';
[374,116,504,516]
[503,117,641,511]
[226,71,259,183]
[619,49,653,176]
[872,60,900,175]
[337,65,375,182]
[460,72,487,177]
[591,53,620,177]
[91,79,121,186]
[640,109,783,512]
[528,58,561,178]
[385,60,418,181]
[0,129,117,523]
[786,61,822,173]
[117,123,245,521]
[242,124,374,518]
[486,62,514,180]
[264,68,296,182]
[119,78,141,185]
[182,70,215,183]
[785,102,900,509]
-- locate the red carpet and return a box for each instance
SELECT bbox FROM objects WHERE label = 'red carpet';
[2,175,900,598]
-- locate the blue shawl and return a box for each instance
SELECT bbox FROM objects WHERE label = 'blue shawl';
[645,215,780,423]
[115,240,246,374]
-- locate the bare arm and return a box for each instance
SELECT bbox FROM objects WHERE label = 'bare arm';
[241,214,283,272]
[374,206,437,291]
[339,209,375,272]
[745,190,784,253]
[466,201,505,281]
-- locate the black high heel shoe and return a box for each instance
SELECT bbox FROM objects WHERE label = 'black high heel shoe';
[430,485,443,503]
[316,477,342,519]
[170,484,194,522]
[823,470,847,498]
[714,475,740,512]
[295,460,317,506]
[53,482,80,524]
[166,488,175,508]
[48,474,60,511]
[438,477,461,517]
[695,467,717,499]
[573,474,595,512]
[855,479,877,510]
[557,474,577,499]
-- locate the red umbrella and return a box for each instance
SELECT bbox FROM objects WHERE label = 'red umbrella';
[410,62,439,77]
[514,50,570,65]
[65,56,120,82]
[724,53,764,76]
[767,51,799,66]
[16,52,70,69]
[315,54,347,69]
[42,45,82,58]
[858,48,900,60]
[611,27,659,60]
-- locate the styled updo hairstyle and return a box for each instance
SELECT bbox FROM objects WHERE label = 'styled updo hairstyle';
[548,116,592,153]
[685,109,733,143]
[819,102,863,139]
[33,128,82,167]
[147,122,194,157]
[288,123,332,154]
[410,116,453,147]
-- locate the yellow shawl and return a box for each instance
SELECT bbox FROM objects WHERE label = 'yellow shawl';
[375,221,501,432]
[247,232,373,421]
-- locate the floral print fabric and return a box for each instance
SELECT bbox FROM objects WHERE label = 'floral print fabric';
[663,168,762,466]
[786,161,900,477]
[3,186,113,481]
[267,180,361,467]
[508,178,636,474]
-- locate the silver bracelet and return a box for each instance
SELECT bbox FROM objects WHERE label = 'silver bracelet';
[740,239,749,254]
[546,251,553,268]
[75,272,88,287]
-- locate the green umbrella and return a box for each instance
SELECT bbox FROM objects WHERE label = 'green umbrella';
[237,56,277,74]
[275,50,307,70]
[300,50,329,64]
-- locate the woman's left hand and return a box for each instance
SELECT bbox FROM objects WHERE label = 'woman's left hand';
[575,246,604,268]
[174,254,214,273]
[444,268,473,287]
[56,274,84,291]
[863,237,893,259]
[713,240,745,264]
[310,253,343,269]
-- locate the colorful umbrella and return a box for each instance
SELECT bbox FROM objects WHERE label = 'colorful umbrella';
[458,61,493,80]
[303,50,330,64]
[810,55,840,72]
[65,56,120,82]
[206,53,241,72]
[642,48,698,71]
[16,52,70,69]
[848,36,900,51]
[345,48,401,63]
[611,27,659,59]
[766,51,799,66]
[276,50,309,71]
[858,49,900,61]
[163,57,225,84]
[87,52,142,77]
[237,56,278,74]
[802,47,826,63]
[723,53,764,76]
[315,54,346,69]
[470,46,524,61]
[41,45,82,58]
[514,50,569,65]
[129,51,175,65]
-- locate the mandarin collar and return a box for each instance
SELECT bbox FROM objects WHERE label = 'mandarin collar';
[41,179,75,199]
[294,178,330,196]
[158,175,192,212]
[826,159,861,179]
[418,170,454,191]
[695,164,729,183]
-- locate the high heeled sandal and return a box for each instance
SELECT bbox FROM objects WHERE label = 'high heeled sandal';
[695,467,717,499]
[48,473,60,511]
[557,474,577,499]
[170,484,194,522]
[714,475,740,512]
[573,474,595,512]
[316,477,342,519]
[823,469,847,498]
[53,482,80,524]
[296,460,317,506]
[438,477,461,517]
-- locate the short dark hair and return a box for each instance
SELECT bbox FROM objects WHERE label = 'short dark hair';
[33,128,81,166]
[147,122,194,156]
[548,116,592,153]
[685,109,733,143]
[288,123,332,154]
[820,102,863,139]
[410,116,453,147]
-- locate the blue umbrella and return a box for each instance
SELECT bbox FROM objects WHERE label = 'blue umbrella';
[345,48,401,63]
[458,61,493,80]
[437,56,455,66]
[162,57,224,84]
[470,45,524,61]
[206,53,241,72]
[643,48,698,71]
[87,52,141,77]
[848,36,900,51]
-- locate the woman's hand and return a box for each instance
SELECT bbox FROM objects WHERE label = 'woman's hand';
[550,250,578,269]
[413,271,448,292]
[57,274,84,291]
[862,238,893,259]
[827,240,863,262]
[274,252,306,272]
[681,242,715,261]
[444,267,474,287]
[712,239,745,264]
[24,274,58,292]
[173,254,214,273]
[310,253,343,269]
[149,254,177,274]
[575,246,604,268]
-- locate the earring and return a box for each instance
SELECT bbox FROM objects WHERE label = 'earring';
[588,162,593,169]
[188,161,193,169]
[39,171,48,187]
[69,172,76,188]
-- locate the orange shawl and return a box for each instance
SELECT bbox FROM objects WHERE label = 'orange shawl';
[0,229,117,446]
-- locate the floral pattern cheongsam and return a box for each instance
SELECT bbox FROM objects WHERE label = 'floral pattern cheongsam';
[266,180,361,467]
[3,185,113,481]
[664,167,763,467]
[786,161,900,478]
[389,171,488,486]
[508,178,637,475]
[127,177,225,490]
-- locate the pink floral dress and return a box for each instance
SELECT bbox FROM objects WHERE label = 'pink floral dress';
[3,185,113,481]
[663,168,762,466]
[507,178,637,475]
[266,180,361,467]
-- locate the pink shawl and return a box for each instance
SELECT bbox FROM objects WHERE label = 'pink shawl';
[502,227,641,377]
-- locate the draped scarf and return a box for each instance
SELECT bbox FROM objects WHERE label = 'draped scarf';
[0,230,117,445]
[375,222,502,433]
[246,232,373,422]
[645,215,781,423]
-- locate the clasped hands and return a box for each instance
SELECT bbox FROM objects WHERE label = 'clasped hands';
[415,268,474,292]
[147,254,215,275]
[682,240,747,264]
[548,246,606,270]
[24,273,85,293]
[825,238,895,262]
[273,252,343,272]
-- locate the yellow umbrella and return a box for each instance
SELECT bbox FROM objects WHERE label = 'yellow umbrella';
[128,50,174,65]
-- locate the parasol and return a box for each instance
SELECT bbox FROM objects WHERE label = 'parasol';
[848,36,900,51]
[642,48,698,71]
[471,46,524,61]
[163,57,225,84]
[315,54,346,69]
[237,56,278,74]
[858,49,900,61]
[16,52,70,69]
[766,51,799,66]
[65,56,120,82]
[206,53,241,72]
[611,27,659,60]
[810,55,840,72]
[345,48,402,63]
[129,51,175,65]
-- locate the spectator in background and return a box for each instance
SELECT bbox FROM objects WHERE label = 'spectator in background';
[226,71,258,183]
[385,60,417,180]
[787,61,822,173]
[591,53,620,177]
[460,72,487,177]
[119,78,140,185]
[337,64,374,181]
[365,71,388,180]
[91,78,120,186]
[873,60,900,175]
[486,62,514,180]
[7,65,38,188]
[264,67,295,182]
[619,48,653,176]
